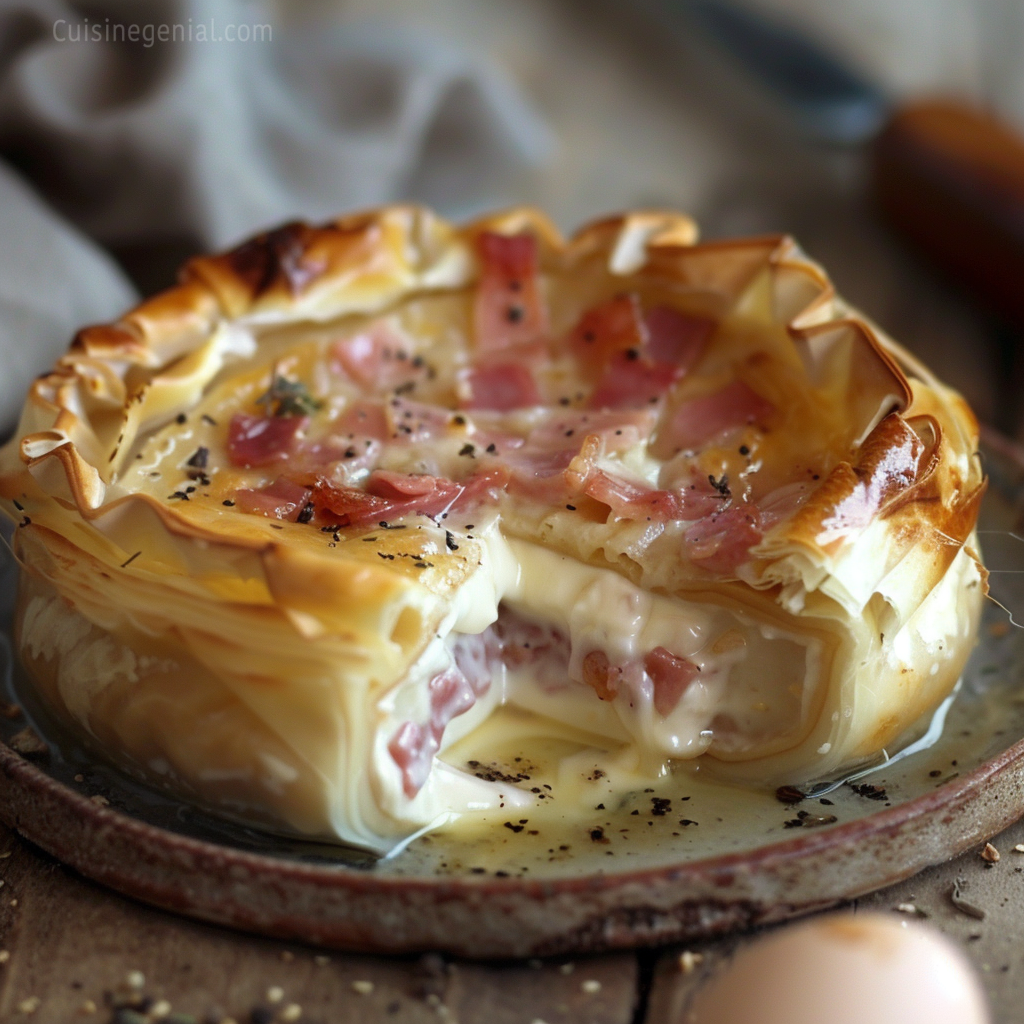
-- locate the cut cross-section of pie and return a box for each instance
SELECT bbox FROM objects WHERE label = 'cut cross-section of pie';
[0,207,986,851]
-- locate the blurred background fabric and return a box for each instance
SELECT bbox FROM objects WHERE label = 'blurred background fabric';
[1,0,1022,432]
[0,0,552,247]
[0,159,136,427]
[0,0,551,430]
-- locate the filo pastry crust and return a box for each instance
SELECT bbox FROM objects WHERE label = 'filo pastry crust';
[0,207,986,850]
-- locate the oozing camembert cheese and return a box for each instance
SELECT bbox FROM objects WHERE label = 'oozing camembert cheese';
[0,208,986,851]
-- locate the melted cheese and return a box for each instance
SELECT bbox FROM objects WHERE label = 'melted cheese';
[360,526,824,847]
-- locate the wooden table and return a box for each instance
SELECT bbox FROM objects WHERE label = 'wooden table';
[2,811,1024,1023]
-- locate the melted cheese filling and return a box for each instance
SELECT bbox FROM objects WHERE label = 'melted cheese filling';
[368,524,823,840]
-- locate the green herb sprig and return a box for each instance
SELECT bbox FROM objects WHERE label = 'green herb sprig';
[256,374,322,417]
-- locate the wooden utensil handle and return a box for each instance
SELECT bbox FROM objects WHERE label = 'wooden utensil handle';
[872,100,1024,329]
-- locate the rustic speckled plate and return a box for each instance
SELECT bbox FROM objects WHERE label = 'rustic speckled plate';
[2,431,1024,959]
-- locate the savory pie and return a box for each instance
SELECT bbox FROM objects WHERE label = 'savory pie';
[0,207,986,851]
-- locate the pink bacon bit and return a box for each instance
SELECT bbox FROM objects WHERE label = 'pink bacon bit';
[503,408,659,503]
[389,630,499,798]
[337,400,389,441]
[454,465,512,508]
[388,669,475,800]
[312,467,509,529]
[643,306,714,371]
[473,232,549,351]
[232,478,312,521]
[568,297,712,411]
[285,433,384,489]
[583,469,717,522]
[330,324,422,392]
[227,412,308,468]
[460,362,541,412]
[388,721,434,799]
[661,380,774,452]
[589,355,683,411]
[585,645,699,715]
[311,481,393,527]
[685,504,764,574]
[569,293,646,369]
[311,471,441,529]
[644,647,699,716]
[386,397,459,443]
[570,294,682,410]
[429,666,478,733]
[582,650,622,702]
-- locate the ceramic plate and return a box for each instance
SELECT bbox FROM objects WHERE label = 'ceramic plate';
[2,433,1024,958]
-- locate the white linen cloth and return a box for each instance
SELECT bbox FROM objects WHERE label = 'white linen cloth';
[0,0,552,431]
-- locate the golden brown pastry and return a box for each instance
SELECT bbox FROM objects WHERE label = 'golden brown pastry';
[0,207,986,850]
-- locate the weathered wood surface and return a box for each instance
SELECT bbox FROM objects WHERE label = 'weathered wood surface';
[4,808,1024,1024]
[0,823,638,1023]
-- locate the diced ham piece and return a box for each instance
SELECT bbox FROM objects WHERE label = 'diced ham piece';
[589,353,683,411]
[503,448,580,504]
[661,381,774,452]
[644,647,699,716]
[583,470,713,522]
[643,306,714,371]
[356,469,463,523]
[525,408,658,452]
[313,468,508,529]
[452,466,512,508]
[582,650,621,702]
[567,297,710,410]
[473,232,548,351]
[368,470,446,499]
[232,478,312,521]
[386,398,460,443]
[227,413,308,468]
[389,667,478,799]
[450,629,500,698]
[569,294,646,370]
[336,401,389,442]
[502,408,660,503]
[311,482,393,526]
[685,505,763,573]
[460,362,540,412]
[429,668,478,739]
[388,721,434,799]
[389,630,502,797]
[568,297,713,375]
[466,425,527,457]
[291,435,382,485]
[497,614,568,668]
[667,473,738,519]
[331,323,421,392]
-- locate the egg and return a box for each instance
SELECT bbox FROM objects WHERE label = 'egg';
[685,912,990,1024]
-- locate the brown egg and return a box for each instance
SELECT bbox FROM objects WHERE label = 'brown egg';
[687,912,990,1024]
